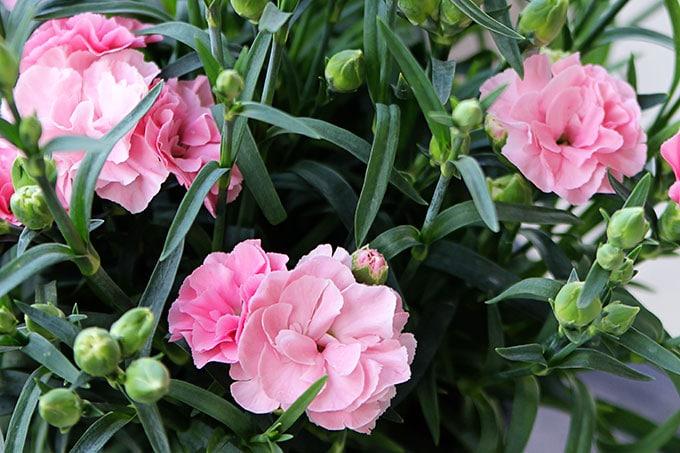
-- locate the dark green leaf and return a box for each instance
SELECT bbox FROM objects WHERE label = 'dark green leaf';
[472,393,502,453]
[133,402,170,453]
[598,409,680,453]
[41,135,101,155]
[355,104,400,246]
[622,173,652,208]
[576,263,609,309]
[159,52,203,79]
[241,33,273,102]
[194,38,222,87]
[363,0,380,101]
[4,367,49,453]
[552,348,653,381]
[431,58,456,105]
[16,229,38,256]
[0,118,21,147]
[505,376,539,453]
[596,26,674,50]
[22,333,80,383]
[453,155,499,232]
[450,0,524,39]
[258,2,292,33]
[486,278,561,305]
[0,243,74,299]
[16,302,79,347]
[483,0,524,76]
[70,411,135,453]
[638,93,668,110]
[160,162,228,260]
[239,102,321,138]
[370,225,422,260]
[36,1,173,22]
[270,376,327,434]
[417,369,440,445]
[495,344,546,366]
[520,229,573,280]
[168,380,254,439]
[138,22,210,51]
[565,376,596,453]
[618,328,680,375]
[7,0,40,55]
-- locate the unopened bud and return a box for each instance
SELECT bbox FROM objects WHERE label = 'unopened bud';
[0,37,18,94]
[24,303,65,341]
[10,185,53,230]
[230,0,270,23]
[659,202,680,243]
[552,282,602,328]
[429,136,447,164]
[397,0,439,27]
[0,306,17,334]
[38,388,82,430]
[487,174,532,205]
[325,49,365,93]
[19,115,42,156]
[215,69,244,102]
[452,99,483,131]
[124,358,170,404]
[436,0,478,41]
[610,258,635,286]
[351,246,389,285]
[596,243,625,271]
[595,302,639,336]
[606,207,649,250]
[73,327,122,377]
[518,0,569,47]
[110,307,154,357]
[484,114,507,152]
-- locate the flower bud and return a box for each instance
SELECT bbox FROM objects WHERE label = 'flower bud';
[73,327,121,377]
[0,306,17,334]
[325,49,365,93]
[659,202,680,243]
[230,0,270,23]
[0,37,18,94]
[487,174,532,205]
[429,136,447,164]
[19,115,42,155]
[606,207,649,250]
[351,246,389,285]
[484,114,507,152]
[397,0,439,27]
[10,185,53,230]
[38,388,82,430]
[518,0,569,47]
[215,69,244,102]
[552,282,602,328]
[436,0,478,40]
[24,303,65,341]
[110,307,154,357]
[452,99,483,131]
[596,243,625,271]
[594,303,639,336]
[610,258,635,286]
[124,358,170,404]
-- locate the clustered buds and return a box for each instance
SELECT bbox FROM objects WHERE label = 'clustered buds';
[38,388,83,430]
[518,0,569,47]
[230,0,270,23]
[351,246,389,285]
[325,49,365,93]
[397,0,482,45]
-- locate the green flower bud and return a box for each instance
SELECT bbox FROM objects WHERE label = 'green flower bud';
[214,69,244,102]
[351,246,389,285]
[518,0,569,47]
[24,303,65,341]
[595,302,639,336]
[429,136,447,164]
[19,115,42,155]
[484,114,507,152]
[38,388,82,430]
[437,0,478,38]
[606,207,649,250]
[659,202,680,243]
[596,243,625,271]
[0,306,17,334]
[487,174,533,205]
[610,258,635,286]
[553,282,602,328]
[10,185,53,230]
[124,358,170,404]
[0,38,18,94]
[110,307,154,357]
[230,0,270,23]
[452,99,483,131]
[398,0,439,27]
[325,49,365,93]
[73,327,122,377]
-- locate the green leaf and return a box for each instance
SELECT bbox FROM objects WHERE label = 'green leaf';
[70,82,163,240]
[0,243,74,299]
[137,22,210,51]
[622,173,652,208]
[552,348,653,381]
[598,409,680,453]
[453,155,499,232]
[36,1,173,22]
[160,161,228,260]
[241,33,273,102]
[449,0,524,40]
[485,278,562,305]
[576,263,609,309]
[168,380,254,439]
[505,376,540,453]
[377,18,449,148]
[355,104,401,247]
[472,393,502,453]
[4,367,50,453]
[16,302,79,347]
[159,52,203,79]
[482,0,524,77]
[363,0,380,101]
[565,376,596,453]
[194,37,222,87]
[431,58,456,105]
[370,225,422,260]
[133,402,170,453]
[596,26,674,50]
[7,0,40,55]
[258,2,292,33]
[0,118,21,148]
[417,369,440,445]
[41,135,101,155]
[291,161,357,231]
[618,328,680,375]
[495,344,546,366]
[520,228,573,280]
[70,411,135,453]
[638,93,668,110]
[21,333,80,384]
[236,128,287,225]
[138,241,184,356]
[269,376,327,435]
[239,102,321,138]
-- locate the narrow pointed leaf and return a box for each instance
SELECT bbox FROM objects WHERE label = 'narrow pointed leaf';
[453,155,499,232]
[553,348,654,381]
[622,173,652,208]
[0,243,74,299]
[505,376,539,453]
[520,228,573,280]
[22,333,80,383]
[37,1,173,22]
[450,0,524,39]
[495,344,546,366]
[565,377,596,453]
[70,411,135,453]
[138,22,211,51]
[194,38,222,87]
[133,402,170,453]
[432,58,456,104]
[363,0,380,101]
[270,376,327,434]
[618,328,680,375]
[599,409,680,453]
[370,225,422,260]
[0,118,20,147]
[486,278,561,305]
[4,367,50,453]
[16,302,79,347]
[258,3,292,33]
[483,0,524,76]
[417,369,440,445]
[239,102,321,138]
[577,263,609,309]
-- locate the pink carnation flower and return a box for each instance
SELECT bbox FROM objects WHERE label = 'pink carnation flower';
[230,245,416,433]
[480,53,647,205]
[168,239,288,368]
[0,141,19,225]
[661,132,680,203]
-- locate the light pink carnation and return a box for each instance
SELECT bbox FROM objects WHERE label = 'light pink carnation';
[480,53,647,205]
[0,141,18,225]
[230,244,416,434]
[168,239,288,368]
[661,133,680,203]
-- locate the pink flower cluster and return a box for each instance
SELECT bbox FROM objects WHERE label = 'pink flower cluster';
[480,53,647,205]
[168,240,415,434]
[1,13,241,215]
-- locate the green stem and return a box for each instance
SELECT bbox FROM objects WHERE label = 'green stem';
[261,41,284,106]
[576,0,629,54]
[212,117,234,252]
[207,5,225,67]
[421,172,453,238]
[85,266,132,313]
